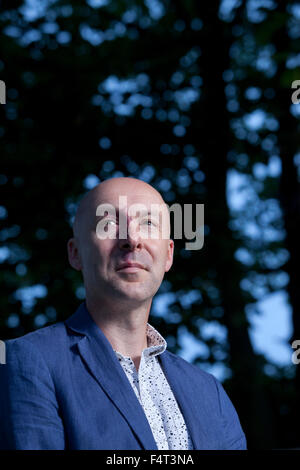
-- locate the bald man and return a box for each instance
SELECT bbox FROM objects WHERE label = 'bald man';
[0,177,246,450]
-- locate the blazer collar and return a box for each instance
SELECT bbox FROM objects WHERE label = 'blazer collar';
[65,302,158,450]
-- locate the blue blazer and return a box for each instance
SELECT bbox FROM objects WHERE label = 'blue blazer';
[0,303,246,450]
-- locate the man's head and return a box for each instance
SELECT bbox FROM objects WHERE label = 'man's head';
[67,177,174,309]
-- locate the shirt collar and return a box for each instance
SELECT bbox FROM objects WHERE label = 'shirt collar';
[114,323,167,362]
[144,323,167,358]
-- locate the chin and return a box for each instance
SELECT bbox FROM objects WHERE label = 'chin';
[114,283,154,301]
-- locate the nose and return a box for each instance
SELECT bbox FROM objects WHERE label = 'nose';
[118,221,143,251]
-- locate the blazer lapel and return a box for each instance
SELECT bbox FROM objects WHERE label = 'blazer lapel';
[65,303,157,450]
[159,351,212,450]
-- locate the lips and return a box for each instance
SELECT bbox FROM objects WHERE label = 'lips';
[116,262,146,271]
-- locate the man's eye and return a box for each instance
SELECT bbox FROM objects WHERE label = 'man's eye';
[142,219,156,226]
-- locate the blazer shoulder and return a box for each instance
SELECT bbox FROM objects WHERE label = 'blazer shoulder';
[4,320,68,367]
[163,350,217,385]
[5,320,66,347]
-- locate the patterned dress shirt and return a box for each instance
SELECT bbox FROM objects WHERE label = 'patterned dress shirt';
[114,324,193,450]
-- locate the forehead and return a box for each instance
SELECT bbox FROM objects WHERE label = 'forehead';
[78,184,166,224]
[92,181,165,212]
[96,185,163,205]
[94,197,169,222]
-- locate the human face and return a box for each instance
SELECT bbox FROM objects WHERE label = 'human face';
[68,180,174,307]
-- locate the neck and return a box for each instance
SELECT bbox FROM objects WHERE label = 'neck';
[86,296,152,371]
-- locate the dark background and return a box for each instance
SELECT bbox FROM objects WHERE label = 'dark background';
[1,0,300,449]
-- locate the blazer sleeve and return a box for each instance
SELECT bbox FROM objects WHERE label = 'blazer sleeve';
[0,337,65,450]
[213,376,247,450]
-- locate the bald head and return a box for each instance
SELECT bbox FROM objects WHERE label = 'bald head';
[72,177,170,243]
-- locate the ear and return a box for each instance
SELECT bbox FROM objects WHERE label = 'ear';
[67,238,82,271]
[165,239,174,273]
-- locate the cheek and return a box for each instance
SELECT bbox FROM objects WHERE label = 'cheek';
[81,241,108,270]
[92,233,113,253]
[150,242,169,270]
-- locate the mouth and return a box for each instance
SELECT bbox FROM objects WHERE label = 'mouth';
[116,262,146,273]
